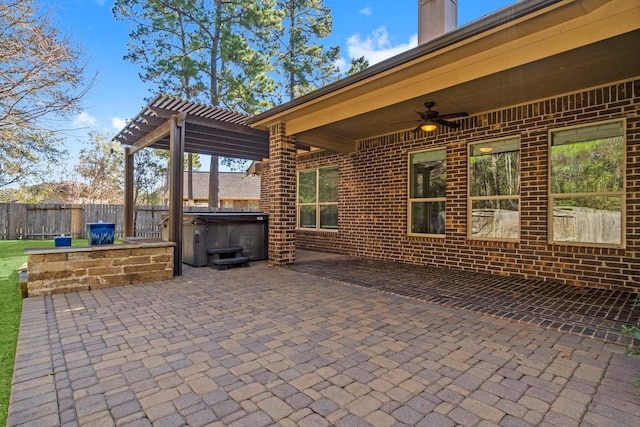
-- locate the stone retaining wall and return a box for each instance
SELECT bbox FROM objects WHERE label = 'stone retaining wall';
[23,241,175,297]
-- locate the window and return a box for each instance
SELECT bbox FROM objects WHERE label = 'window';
[298,167,338,230]
[408,149,446,235]
[468,137,520,240]
[549,120,625,246]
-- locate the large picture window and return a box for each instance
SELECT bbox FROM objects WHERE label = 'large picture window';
[298,167,338,230]
[549,120,625,247]
[408,149,446,235]
[468,137,520,240]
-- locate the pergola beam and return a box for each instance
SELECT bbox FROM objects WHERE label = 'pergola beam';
[143,135,268,160]
[127,119,173,155]
[113,95,269,160]
[151,108,267,137]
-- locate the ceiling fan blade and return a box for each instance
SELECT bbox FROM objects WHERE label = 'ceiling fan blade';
[435,118,461,129]
[438,112,469,120]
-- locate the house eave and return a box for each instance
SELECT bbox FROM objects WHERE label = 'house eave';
[246,0,564,128]
[247,0,640,153]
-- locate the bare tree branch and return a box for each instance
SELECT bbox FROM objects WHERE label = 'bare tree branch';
[0,0,94,188]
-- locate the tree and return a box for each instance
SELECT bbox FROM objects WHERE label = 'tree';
[470,150,520,211]
[550,136,623,211]
[134,148,168,206]
[5,181,89,203]
[185,153,202,171]
[0,182,56,203]
[272,0,340,101]
[347,56,369,76]
[75,132,124,204]
[113,0,206,101]
[0,0,92,188]
[113,0,278,112]
[0,130,65,189]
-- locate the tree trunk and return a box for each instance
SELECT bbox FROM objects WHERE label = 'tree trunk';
[187,153,193,202]
[208,156,219,208]
[288,2,295,101]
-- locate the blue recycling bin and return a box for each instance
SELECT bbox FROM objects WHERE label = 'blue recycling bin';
[54,236,72,247]
[87,222,115,245]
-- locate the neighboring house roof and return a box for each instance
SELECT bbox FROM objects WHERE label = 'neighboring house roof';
[182,172,260,200]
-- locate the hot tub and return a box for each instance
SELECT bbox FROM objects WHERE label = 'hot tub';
[179,212,268,266]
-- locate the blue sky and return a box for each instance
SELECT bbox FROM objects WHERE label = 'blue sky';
[41,0,516,168]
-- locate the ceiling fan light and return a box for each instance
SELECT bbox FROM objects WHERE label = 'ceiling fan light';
[420,120,438,132]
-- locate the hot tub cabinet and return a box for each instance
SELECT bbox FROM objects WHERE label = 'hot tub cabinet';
[180,212,268,267]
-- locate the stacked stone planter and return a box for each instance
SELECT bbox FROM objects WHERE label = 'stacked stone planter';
[23,240,175,297]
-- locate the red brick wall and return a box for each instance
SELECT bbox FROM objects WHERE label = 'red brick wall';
[294,79,640,292]
[267,123,297,266]
[259,166,271,214]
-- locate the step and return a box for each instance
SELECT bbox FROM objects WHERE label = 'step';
[208,256,250,270]
[207,246,243,255]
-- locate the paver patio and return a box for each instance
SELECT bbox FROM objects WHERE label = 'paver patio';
[7,251,640,426]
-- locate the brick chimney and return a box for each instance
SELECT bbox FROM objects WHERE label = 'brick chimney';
[418,0,458,44]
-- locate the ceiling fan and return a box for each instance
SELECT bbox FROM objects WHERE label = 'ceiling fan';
[412,101,469,132]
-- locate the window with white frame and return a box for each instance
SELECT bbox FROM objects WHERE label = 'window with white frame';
[298,167,338,230]
[408,149,446,235]
[468,137,521,240]
[549,120,625,247]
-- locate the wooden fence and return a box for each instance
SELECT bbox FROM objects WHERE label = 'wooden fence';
[0,204,249,240]
[0,204,173,240]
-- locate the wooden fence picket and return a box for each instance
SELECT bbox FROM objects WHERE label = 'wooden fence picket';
[0,203,170,240]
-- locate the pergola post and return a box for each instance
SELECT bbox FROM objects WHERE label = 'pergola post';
[168,114,186,276]
[124,147,135,237]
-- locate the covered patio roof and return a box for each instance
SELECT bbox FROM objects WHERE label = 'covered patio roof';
[113,94,269,160]
[247,0,640,153]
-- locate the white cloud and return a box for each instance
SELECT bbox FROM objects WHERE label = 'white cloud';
[334,57,347,72]
[346,27,418,66]
[111,117,127,130]
[360,7,372,16]
[93,0,106,6]
[72,111,98,129]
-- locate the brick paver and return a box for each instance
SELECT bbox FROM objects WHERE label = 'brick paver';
[7,251,640,426]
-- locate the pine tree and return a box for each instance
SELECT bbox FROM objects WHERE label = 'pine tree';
[272,0,340,101]
[113,0,278,113]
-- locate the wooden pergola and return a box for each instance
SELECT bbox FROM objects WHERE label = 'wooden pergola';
[112,95,269,275]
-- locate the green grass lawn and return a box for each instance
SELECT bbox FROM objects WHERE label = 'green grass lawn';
[0,239,88,425]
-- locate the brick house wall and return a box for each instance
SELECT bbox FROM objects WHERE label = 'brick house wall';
[267,123,297,265]
[292,79,640,292]
[259,166,271,214]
